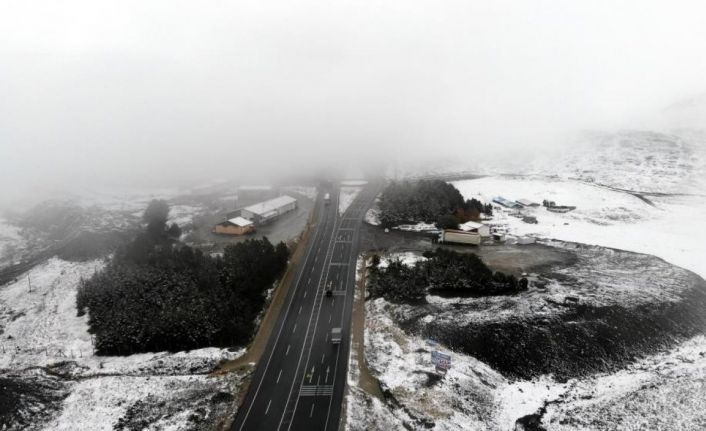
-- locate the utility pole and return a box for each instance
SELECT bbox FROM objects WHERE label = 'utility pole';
[27,274,32,293]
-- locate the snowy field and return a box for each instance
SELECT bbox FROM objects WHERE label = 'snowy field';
[0,257,244,430]
[453,176,706,279]
[0,218,25,267]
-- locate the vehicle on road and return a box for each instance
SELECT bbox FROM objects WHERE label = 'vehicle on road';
[324,193,331,205]
[331,327,341,344]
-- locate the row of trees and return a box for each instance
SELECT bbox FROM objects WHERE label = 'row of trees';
[378,180,492,229]
[76,200,289,355]
[368,248,526,303]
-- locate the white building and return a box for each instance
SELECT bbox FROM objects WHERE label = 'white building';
[459,221,491,237]
[517,198,540,207]
[240,195,297,224]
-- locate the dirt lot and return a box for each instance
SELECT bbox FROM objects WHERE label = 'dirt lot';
[360,223,576,275]
[185,190,315,253]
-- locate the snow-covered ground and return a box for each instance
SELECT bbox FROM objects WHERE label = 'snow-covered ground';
[347,129,706,430]
[0,257,244,430]
[167,204,202,229]
[355,295,706,431]
[282,185,318,201]
[339,186,362,215]
[453,176,706,279]
[0,218,25,266]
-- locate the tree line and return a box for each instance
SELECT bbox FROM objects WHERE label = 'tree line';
[378,180,492,229]
[76,199,289,355]
[368,248,527,303]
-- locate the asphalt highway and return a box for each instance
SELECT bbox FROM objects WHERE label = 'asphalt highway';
[231,182,378,431]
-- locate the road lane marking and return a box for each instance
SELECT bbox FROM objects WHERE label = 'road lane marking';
[286,344,290,355]
[299,306,302,315]
[265,400,271,415]
[309,403,315,417]
[235,190,326,431]
[321,353,325,364]
[329,314,332,323]
[293,323,297,333]
[280,194,343,431]
[303,290,307,298]
[277,369,282,383]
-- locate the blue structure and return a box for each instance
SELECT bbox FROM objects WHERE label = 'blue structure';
[492,196,522,209]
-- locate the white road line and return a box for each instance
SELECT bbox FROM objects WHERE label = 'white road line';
[299,306,302,315]
[303,290,307,298]
[235,193,325,431]
[323,189,378,431]
[329,314,332,323]
[281,192,341,431]
[286,344,290,355]
[277,369,282,383]
[265,400,272,415]
[321,353,325,364]
[309,403,315,417]
[293,323,297,333]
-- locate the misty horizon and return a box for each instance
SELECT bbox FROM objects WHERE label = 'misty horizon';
[2,1,706,203]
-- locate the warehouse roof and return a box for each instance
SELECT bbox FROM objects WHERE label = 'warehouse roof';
[227,216,254,227]
[459,221,486,231]
[243,195,297,216]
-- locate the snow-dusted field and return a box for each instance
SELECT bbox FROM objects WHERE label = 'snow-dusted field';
[0,257,244,430]
[0,218,25,267]
[453,176,706,279]
[353,295,706,431]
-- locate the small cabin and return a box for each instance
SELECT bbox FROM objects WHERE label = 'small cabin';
[213,216,256,236]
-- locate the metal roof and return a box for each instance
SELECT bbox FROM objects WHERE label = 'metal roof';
[242,195,297,216]
[227,216,254,227]
[459,221,486,231]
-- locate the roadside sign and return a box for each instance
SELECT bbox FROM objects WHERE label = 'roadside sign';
[431,350,452,370]
[431,351,451,361]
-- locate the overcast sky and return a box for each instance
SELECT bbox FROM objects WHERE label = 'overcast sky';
[1,0,706,199]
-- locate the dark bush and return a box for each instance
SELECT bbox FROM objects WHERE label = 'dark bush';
[368,248,524,303]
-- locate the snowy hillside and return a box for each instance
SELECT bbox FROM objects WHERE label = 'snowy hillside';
[0,258,245,430]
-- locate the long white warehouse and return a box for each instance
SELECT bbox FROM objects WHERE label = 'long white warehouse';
[241,195,297,224]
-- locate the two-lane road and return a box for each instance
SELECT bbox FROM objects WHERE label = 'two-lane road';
[232,183,378,431]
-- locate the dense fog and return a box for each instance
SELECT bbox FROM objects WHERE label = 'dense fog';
[2,0,705,206]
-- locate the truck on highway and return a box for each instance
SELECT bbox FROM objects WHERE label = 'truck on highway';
[324,193,331,205]
[331,327,341,344]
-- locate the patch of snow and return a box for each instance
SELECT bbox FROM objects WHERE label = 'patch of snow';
[377,252,427,269]
[392,222,439,233]
[341,180,368,186]
[339,186,362,215]
[365,208,381,226]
